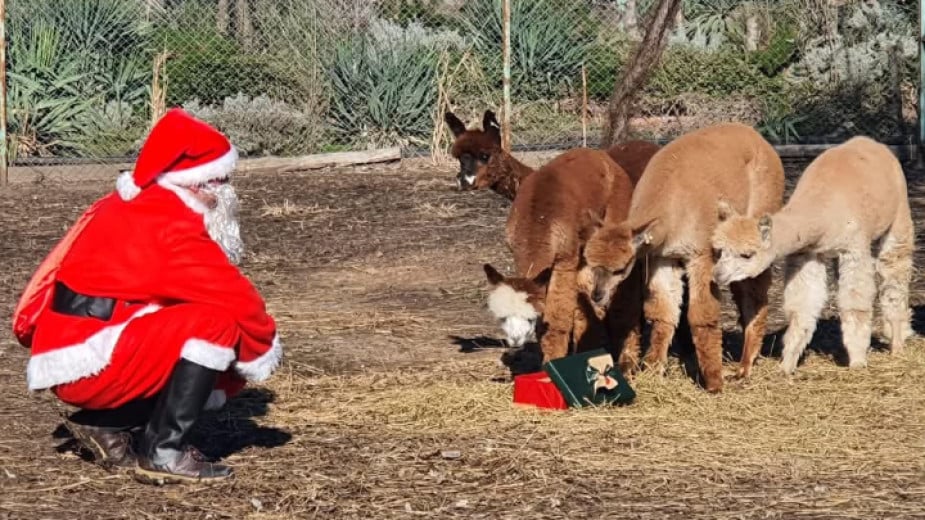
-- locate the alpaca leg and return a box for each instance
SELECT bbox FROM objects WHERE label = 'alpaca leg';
[685,254,724,393]
[539,262,579,363]
[780,254,828,375]
[641,258,684,373]
[572,293,608,353]
[837,249,876,369]
[729,268,772,379]
[876,218,914,354]
[607,263,645,374]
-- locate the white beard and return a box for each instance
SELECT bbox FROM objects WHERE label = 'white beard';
[202,183,245,265]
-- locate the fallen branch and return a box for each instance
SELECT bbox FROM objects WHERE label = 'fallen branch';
[238,147,402,174]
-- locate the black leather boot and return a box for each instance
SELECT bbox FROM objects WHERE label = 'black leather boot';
[134,359,234,485]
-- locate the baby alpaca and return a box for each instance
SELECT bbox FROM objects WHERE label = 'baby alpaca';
[581,123,785,392]
[483,148,639,366]
[711,136,914,374]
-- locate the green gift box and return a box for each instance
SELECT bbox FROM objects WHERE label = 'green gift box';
[542,348,636,407]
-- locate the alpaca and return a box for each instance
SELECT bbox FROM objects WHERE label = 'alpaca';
[444,110,659,199]
[482,147,642,368]
[711,136,914,374]
[581,123,785,392]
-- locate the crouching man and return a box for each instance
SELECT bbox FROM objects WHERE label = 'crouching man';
[11,108,282,484]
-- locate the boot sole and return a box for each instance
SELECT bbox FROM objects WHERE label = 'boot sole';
[132,465,234,486]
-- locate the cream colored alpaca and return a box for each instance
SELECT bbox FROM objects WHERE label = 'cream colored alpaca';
[581,123,785,392]
[711,136,915,374]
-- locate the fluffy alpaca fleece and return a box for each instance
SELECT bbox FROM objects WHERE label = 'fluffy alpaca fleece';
[605,140,662,187]
[581,123,785,392]
[712,136,914,374]
[483,147,640,366]
[444,110,659,200]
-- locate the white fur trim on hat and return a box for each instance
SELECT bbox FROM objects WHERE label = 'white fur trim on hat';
[161,147,239,187]
[115,147,238,202]
[116,170,142,201]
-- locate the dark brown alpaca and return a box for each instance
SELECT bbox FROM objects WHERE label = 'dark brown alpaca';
[445,110,659,199]
[482,146,643,370]
[444,110,531,198]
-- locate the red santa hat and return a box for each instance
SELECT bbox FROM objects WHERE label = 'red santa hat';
[116,108,238,201]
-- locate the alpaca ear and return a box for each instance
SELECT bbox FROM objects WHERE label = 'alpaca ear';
[445,111,467,137]
[717,199,737,222]
[586,209,605,229]
[758,214,772,245]
[483,263,505,285]
[631,218,657,249]
[531,266,553,288]
[483,110,501,131]
[483,110,501,143]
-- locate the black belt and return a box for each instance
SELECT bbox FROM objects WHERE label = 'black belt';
[51,281,115,321]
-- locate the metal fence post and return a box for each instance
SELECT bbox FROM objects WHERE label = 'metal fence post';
[501,0,512,153]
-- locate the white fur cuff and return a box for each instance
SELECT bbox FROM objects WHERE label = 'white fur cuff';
[116,170,142,200]
[235,333,283,382]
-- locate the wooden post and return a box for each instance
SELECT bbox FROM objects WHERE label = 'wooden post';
[0,0,8,186]
[501,0,512,152]
[581,63,588,148]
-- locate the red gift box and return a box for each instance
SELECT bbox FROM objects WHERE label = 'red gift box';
[512,371,568,410]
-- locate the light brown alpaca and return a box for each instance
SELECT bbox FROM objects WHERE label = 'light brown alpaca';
[711,136,914,374]
[482,147,642,366]
[581,123,785,393]
[444,110,658,199]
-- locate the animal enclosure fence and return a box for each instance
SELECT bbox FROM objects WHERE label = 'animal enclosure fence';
[4,0,922,178]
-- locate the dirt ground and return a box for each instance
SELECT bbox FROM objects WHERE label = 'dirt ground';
[2,153,925,519]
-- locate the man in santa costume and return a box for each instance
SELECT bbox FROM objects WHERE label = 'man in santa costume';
[11,108,282,484]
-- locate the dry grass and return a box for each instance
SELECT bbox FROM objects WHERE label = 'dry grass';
[1,155,925,518]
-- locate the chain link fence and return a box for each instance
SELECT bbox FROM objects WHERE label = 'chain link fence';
[6,0,921,174]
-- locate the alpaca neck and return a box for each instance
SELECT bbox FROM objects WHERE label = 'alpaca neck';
[491,150,535,200]
[770,209,821,257]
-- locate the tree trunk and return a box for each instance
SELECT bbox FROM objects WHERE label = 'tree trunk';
[235,0,254,47]
[623,0,640,39]
[601,0,683,147]
[217,0,230,35]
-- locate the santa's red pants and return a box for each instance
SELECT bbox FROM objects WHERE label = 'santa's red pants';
[54,304,244,410]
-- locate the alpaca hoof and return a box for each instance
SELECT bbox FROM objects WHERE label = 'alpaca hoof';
[642,360,667,376]
[779,361,797,377]
[890,344,905,356]
[848,358,868,370]
[704,380,723,394]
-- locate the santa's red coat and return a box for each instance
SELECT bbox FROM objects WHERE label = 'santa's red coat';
[13,183,281,410]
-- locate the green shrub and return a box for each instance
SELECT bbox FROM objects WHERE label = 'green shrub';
[460,0,598,100]
[377,0,452,28]
[153,26,291,106]
[184,94,320,157]
[646,46,784,100]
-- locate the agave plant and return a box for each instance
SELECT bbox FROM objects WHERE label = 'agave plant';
[325,34,440,147]
[461,0,598,100]
[7,0,152,159]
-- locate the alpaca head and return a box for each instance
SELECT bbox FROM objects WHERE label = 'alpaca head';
[711,200,774,286]
[482,263,552,348]
[444,110,502,190]
[580,214,656,307]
